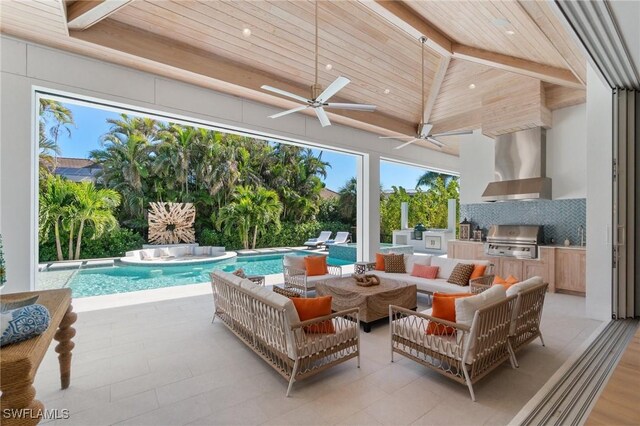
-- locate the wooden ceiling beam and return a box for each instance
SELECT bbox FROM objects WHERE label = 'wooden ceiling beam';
[359,0,584,89]
[67,0,132,30]
[357,0,452,56]
[423,55,450,123]
[68,19,417,138]
[451,44,583,89]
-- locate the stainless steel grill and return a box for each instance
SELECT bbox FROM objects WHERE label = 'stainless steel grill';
[485,225,544,259]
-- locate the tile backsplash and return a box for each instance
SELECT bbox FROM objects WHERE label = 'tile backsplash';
[460,198,586,245]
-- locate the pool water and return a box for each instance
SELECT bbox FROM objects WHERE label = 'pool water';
[61,252,351,298]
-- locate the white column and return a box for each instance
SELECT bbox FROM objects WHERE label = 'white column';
[357,153,380,262]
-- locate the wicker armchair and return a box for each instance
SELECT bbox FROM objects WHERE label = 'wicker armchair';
[509,282,548,365]
[283,262,343,297]
[469,274,494,294]
[211,271,360,396]
[389,295,517,401]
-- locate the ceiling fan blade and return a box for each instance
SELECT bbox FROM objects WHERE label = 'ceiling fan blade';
[325,103,376,111]
[426,137,446,148]
[261,85,310,104]
[431,130,473,137]
[316,76,350,103]
[379,135,415,139]
[394,138,420,150]
[268,106,308,119]
[314,107,331,127]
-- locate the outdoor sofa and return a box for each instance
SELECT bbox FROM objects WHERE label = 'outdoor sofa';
[389,275,548,401]
[210,270,360,396]
[370,255,493,296]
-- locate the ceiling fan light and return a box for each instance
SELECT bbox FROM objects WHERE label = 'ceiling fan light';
[325,63,333,71]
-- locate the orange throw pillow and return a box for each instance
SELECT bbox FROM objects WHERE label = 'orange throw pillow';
[304,256,328,276]
[506,275,519,284]
[291,296,335,334]
[493,275,507,285]
[375,253,385,271]
[411,264,439,279]
[426,293,472,335]
[470,264,487,280]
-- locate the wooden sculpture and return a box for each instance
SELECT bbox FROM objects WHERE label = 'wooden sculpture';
[148,202,196,245]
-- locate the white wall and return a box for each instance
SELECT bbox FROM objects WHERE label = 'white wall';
[585,64,613,321]
[459,130,495,204]
[0,35,460,294]
[458,105,587,204]
[546,104,587,199]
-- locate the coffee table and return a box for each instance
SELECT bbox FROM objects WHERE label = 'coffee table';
[316,276,417,332]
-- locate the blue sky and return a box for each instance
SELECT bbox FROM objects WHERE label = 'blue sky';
[52,102,429,191]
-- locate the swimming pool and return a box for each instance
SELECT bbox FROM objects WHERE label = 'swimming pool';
[53,252,352,298]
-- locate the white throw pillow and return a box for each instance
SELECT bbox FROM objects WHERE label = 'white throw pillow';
[404,254,432,273]
[455,285,507,327]
[506,276,544,297]
[283,255,306,271]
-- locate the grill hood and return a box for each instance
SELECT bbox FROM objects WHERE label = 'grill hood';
[481,127,552,202]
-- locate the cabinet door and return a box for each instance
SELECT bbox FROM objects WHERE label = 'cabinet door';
[555,249,586,294]
[523,260,548,283]
[500,258,524,279]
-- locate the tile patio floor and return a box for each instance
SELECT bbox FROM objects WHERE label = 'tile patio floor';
[34,285,601,426]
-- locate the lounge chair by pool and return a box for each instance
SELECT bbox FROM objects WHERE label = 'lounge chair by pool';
[325,231,350,246]
[304,231,332,248]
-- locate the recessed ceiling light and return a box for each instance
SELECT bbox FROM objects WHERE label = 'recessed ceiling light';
[468,83,476,89]
[325,63,333,71]
[384,88,391,95]
[242,28,252,38]
[505,30,515,35]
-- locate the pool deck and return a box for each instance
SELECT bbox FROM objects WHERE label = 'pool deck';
[236,246,324,256]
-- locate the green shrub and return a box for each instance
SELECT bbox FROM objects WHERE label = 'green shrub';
[39,227,144,262]
[198,220,352,250]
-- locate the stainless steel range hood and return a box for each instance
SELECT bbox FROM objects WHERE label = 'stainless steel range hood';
[481,127,552,202]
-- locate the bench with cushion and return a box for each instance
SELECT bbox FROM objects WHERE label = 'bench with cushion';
[371,254,492,296]
[210,271,359,396]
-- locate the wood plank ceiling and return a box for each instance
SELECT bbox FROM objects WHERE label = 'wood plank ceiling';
[0,0,588,156]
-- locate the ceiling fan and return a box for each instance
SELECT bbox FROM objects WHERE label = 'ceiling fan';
[380,37,472,149]
[261,1,376,127]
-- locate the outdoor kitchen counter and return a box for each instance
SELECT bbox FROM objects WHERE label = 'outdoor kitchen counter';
[448,241,586,295]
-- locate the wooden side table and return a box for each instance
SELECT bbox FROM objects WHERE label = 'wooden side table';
[354,262,376,274]
[0,289,77,425]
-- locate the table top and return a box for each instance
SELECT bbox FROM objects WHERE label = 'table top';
[317,275,414,296]
[0,289,72,377]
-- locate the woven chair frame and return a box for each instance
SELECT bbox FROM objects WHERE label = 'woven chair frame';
[509,282,548,357]
[469,275,494,293]
[389,295,517,401]
[283,263,343,297]
[210,272,360,396]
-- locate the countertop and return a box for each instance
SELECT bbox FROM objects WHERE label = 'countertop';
[450,240,587,250]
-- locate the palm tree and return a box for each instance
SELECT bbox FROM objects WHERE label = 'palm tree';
[215,188,254,250]
[416,171,456,189]
[250,187,282,249]
[338,177,358,225]
[39,176,74,260]
[39,99,75,147]
[72,182,121,259]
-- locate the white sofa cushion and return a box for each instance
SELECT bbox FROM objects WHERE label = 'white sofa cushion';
[283,255,306,271]
[393,315,467,361]
[506,276,544,297]
[305,273,338,283]
[298,318,358,357]
[431,257,490,280]
[404,254,432,274]
[455,285,506,328]
[371,271,471,294]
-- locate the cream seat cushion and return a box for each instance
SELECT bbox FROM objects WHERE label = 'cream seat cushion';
[370,271,472,294]
[506,276,544,297]
[297,318,358,358]
[393,313,467,362]
[283,255,306,271]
